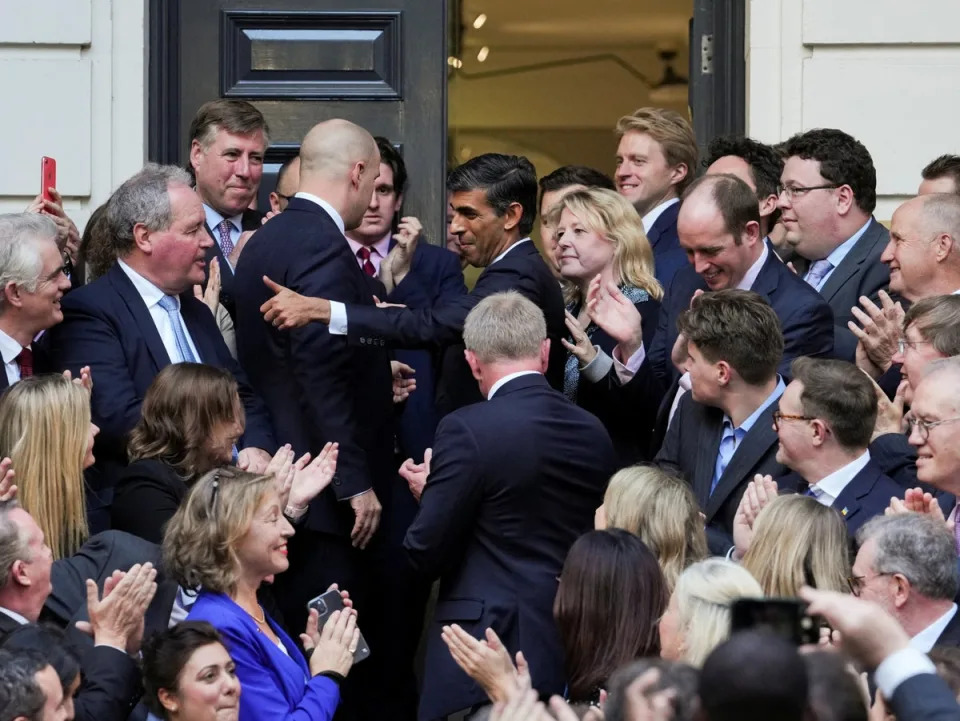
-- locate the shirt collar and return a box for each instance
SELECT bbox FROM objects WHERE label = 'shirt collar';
[117,258,169,308]
[294,192,346,235]
[487,370,541,399]
[723,375,786,434]
[811,451,871,503]
[0,606,29,626]
[0,329,24,365]
[202,204,243,234]
[736,242,770,291]
[491,238,532,266]
[345,233,391,260]
[910,603,958,652]
[641,197,680,233]
[824,219,872,267]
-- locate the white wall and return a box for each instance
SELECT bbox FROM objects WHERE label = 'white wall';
[0,0,147,230]
[747,0,960,220]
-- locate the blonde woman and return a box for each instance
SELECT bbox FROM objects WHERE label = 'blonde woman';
[658,558,763,667]
[0,374,97,559]
[549,187,663,462]
[739,494,851,596]
[596,465,707,590]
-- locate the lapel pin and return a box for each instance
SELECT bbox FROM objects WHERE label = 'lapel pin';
[841,507,849,516]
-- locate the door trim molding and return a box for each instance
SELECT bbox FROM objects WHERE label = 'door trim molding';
[148,0,182,164]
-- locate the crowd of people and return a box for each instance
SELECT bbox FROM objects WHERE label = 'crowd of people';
[1,95,960,721]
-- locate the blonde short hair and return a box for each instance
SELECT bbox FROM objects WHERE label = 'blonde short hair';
[741,495,851,596]
[673,559,763,667]
[603,466,706,590]
[546,188,663,305]
[162,467,274,594]
[0,375,90,560]
[615,108,698,194]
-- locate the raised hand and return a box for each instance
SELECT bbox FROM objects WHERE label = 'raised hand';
[0,458,17,502]
[380,216,422,292]
[561,310,597,366]
[304,607,360,678]
[867,374,907,441]
[77,562,158,655]
[261,276,328,329]
[442,624,520,703]
[848,291,904,375]
[288,442,339,512]
[586,275,643,359]
[732,475,778,561]
[885,487,950,530]
[265,444,295,506]
[62,365,93,393]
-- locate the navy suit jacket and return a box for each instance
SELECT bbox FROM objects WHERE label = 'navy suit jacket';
[816,218,891,361]
[387,239,467,461]
[232,197,395,536]
[188,591,340,721]
[404,374,616,719]
[646,201,688,289]
[655,391,799,554]
[345,239,567,416]
[41,263,275,495]
[889,672,960,721]
[202,207,263,320]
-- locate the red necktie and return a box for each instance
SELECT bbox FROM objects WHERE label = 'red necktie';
[15,347,32,379]
[357,247,377,277]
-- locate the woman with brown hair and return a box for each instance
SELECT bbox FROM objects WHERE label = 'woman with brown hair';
[111,363,336,543]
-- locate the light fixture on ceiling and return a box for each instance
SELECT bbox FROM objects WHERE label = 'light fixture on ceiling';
[477,46,490,62]
[447,56,463,68]
[473,13,487,29]
[649,49,688,105]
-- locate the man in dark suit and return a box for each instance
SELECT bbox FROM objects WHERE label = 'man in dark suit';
[778,128,890,361]
[614,107,697,288]
[773,357,902,536]
[189,99,269,319]
[42,165,276,529]
[853,515,960,650]
[260,153,566,416]
[232,119,394,719]
[655,290,800,554]
[400,292,616,720]
[0,213,72,392]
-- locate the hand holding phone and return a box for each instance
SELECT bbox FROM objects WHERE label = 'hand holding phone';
[41,157,57,204]
[307,589,370,663]
[731,598,823,646]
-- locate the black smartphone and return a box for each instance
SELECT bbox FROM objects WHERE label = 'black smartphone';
[730,598,821,646]
[306,589,371,663]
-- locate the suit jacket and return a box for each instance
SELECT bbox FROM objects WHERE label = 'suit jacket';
[344,240,567,416]
[387,239,467,461]
[655,391,799,554]
[935,607,960,647]
[203,208,263,320]
[188,591,340,721]
[0,344,49,394]
[646,202,688,289]
[40,263,275,499]
[404,374,616,720]
[232,197,395,536]
[888,672,960,721]
[110,459,188,545]
[816,218,891,361]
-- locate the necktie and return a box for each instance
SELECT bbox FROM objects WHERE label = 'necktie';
[357,247,377,277]
[953,513,960,556]
[217,219,236,259]
[157,295,199,363]
[804,485,820,499]
[15,347,32,379]
[804,259,834,289]
[711,424,738,495]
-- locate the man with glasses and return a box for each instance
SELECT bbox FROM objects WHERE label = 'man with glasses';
[778,128,890,361]
[268,155,299,214]
[771,357,900,537]
[850,514,960,650]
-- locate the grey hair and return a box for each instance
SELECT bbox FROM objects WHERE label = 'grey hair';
[919,193,960,249]
[0,499,28,593]
[107,163,193,255]
[0,214,58,305]
[0,648,48,721]
[857,514,959,601]
[462,291,546,363]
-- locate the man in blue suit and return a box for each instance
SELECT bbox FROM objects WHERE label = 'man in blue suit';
[773,357,901,536]
[42,165,276,531]
[614,107,698,288]
[401,292,616,720]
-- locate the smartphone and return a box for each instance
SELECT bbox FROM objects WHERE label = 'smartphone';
[40,157,57,203]
[307,589,371,663]
[730,598,821,646]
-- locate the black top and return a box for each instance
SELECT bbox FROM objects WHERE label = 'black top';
[111,458,189,544]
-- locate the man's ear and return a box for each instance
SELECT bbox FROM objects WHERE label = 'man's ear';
[464,348,482,382]
[501,202,524,232]
[3,282,23,310]
[759,194,779,221]
[350,161,365,191]
[539,339,550,372]
[715,360,733,387]
[189,139,204,173]
[670,162,689,188]
[132,222,152,254]
[8,559,30,588]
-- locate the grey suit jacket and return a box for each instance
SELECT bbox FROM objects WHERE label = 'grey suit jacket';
[817,218,890,361]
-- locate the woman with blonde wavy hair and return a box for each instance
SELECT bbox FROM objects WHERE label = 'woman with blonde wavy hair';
[595,465,707,591]
[0,374,98,559]
[548,187,663,462]
[739,494,851,596]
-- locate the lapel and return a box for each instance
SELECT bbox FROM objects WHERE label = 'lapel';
[693,406,726,511]
[704,403,780,519]
[647,202,679,251]
[748,250,783,301]
[830,459,881,523]
[817,219,885,302]
[107,264,171,370]
[204,224,235,281]
[179,296,217,364]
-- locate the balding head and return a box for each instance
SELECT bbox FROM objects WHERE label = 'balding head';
[298,119,380,230]
[883,193,960,302]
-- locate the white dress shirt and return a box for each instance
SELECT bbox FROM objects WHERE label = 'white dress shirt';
[909,603,958,652]
[874,647,938,699]
[641,198,680,234]
[0,328,25,386]
[808,451,872,507]
[116,259,201,363]
[203,204,244,271]
[0,606,28,626]
[487,370,541,400]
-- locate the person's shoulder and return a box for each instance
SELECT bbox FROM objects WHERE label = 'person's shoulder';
[60,270,117,310]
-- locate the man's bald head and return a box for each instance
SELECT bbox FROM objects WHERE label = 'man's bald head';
[300,119,378,179]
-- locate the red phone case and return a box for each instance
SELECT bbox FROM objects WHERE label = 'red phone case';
[41,157,57,203]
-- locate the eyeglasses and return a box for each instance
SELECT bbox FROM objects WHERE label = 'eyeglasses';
[847,572,894,597]
[897,338,933,354]
[772,410,815,431]
[275,193,294,203]
[905,415,960,441]
[776,184,839,200]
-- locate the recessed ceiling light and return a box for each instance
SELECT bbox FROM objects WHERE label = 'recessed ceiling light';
[477,46,490,62]
[473,13,487,29]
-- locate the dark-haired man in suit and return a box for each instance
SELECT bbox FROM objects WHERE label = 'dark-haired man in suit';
[260,152,566,416]
[189,99,269,319]
[773,357,901,537]
[655,290,801,553]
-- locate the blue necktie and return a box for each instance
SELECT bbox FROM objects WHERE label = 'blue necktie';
[711,424,738,495]
[157,295,198,363]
